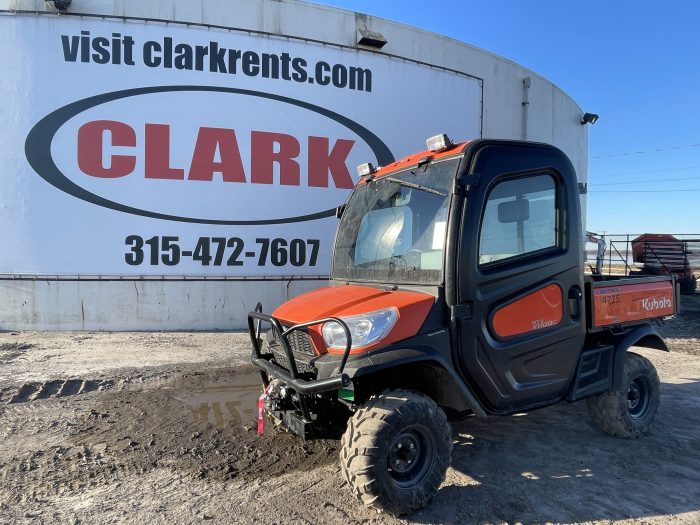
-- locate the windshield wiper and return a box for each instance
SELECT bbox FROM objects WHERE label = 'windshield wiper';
[382,176,447,197]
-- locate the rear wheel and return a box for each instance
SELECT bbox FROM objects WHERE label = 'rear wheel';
[587,352,660,438]
[340,389,452,515]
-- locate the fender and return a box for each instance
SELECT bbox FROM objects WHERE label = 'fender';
[611,325,668,390]
[343,340,487,417]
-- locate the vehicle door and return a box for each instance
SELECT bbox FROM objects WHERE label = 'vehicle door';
[454,141,586,414]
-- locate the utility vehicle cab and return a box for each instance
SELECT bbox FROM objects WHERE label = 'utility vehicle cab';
[248,136,675,515]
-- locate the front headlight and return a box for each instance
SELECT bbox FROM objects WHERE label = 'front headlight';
[322,307,398,350]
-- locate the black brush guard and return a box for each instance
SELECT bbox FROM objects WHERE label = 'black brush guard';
[248,303,352,426]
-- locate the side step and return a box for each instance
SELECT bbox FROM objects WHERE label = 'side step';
[566,345,614,402]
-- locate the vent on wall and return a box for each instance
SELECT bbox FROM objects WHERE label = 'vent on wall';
[45,0,72,11]
[357,28,388,49]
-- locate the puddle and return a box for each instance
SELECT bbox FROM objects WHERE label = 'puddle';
[60,366,339,483]
[172,369,264,429]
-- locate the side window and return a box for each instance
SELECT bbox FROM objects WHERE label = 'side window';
[479,174,557,265]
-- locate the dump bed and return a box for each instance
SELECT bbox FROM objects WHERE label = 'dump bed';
[587,276,678,332]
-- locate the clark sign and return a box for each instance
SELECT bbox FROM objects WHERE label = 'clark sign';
[1,16,481,276]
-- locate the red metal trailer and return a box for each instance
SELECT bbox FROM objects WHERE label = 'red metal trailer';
[631,234,696,293]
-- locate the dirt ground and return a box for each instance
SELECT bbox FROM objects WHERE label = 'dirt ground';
[1,296,699,525]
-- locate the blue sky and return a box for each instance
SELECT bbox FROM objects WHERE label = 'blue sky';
[314,0,700,235]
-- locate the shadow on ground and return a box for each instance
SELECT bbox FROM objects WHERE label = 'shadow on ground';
[409,378,700,524]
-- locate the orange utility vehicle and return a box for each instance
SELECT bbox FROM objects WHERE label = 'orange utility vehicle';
[248,136,678,515]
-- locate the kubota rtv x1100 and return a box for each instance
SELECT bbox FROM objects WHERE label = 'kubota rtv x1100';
[248,136,677,515]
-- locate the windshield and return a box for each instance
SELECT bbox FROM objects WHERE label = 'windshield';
[332,157,460,285]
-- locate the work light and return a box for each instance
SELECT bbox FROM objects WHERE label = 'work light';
[426,134,452,152]
[356,162,376,178]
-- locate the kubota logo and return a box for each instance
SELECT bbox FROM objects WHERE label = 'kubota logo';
[25,86,394,225]
[641,297,672,312]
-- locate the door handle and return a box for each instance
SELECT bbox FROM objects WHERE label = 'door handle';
[568,287,582,320]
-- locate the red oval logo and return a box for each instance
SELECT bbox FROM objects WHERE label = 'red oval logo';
[25,86,394,225]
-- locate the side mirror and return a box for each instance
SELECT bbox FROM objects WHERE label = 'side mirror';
[498,198,529,223]
[336,204,347,219]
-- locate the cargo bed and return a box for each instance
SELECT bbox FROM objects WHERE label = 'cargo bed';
[586,275,678,332]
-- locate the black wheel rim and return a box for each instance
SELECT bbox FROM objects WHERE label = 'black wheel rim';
[627,376,651,419]
[387,425,436,488]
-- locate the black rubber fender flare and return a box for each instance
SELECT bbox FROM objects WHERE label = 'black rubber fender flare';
[611,325,668,390]
[344,346,488,417]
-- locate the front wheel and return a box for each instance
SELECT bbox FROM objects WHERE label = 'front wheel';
[339,389,452,515]
[587,352,661,438]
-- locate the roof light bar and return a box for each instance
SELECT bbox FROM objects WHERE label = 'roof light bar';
[426,133,452,152]
[356,162,377,178]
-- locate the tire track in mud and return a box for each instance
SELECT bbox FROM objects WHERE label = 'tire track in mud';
[0,366,339,506]
[4,379,114,404]
[0,342,35,369]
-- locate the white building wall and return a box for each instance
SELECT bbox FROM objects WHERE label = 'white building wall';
[0,0,586,169]
[0,0,588,330]
[1,278,324,330]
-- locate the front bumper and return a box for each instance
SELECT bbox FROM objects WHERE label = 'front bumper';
[247,305,353,396]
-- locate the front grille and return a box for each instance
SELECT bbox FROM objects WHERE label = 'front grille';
[285,330,315,355]
[270,347,315,375]
[266,328,317,375]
